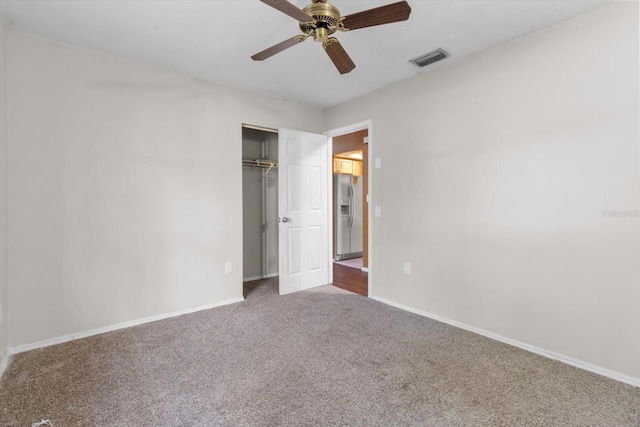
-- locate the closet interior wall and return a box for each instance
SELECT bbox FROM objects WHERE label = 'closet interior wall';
[242,128,279,281]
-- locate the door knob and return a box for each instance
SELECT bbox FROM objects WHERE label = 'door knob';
[280,217,290,223]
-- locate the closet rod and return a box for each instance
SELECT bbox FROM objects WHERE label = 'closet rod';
[242,159,278,168]
[242,159,278,176]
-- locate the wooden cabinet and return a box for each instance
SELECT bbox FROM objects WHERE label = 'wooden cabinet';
[334,158,353,175]
[334,158,363,176]
[353,160,363,177]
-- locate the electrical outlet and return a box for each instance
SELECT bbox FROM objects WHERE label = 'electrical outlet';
[375,206,381,217]
[225,262,233,274]
[404,262,411,275]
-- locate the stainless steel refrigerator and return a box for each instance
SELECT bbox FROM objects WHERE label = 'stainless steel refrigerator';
[334,173,363,260]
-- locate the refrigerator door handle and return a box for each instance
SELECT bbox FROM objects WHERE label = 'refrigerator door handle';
[347,184,351,226]
[348,184,354,228]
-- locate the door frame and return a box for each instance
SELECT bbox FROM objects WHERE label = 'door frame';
[324,119,373,297]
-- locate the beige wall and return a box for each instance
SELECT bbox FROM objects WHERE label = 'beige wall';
[324,2,640,380]
[6,32,322,347]
[0,17,8,358]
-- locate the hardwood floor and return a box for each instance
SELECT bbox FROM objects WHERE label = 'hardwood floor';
[332,263,368,296]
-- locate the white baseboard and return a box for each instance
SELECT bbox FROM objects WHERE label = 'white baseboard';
[243,273,278,282]
[361,267,369,272]
[0,349,10,380]
[370,295,640,389]
[9,296,244,356]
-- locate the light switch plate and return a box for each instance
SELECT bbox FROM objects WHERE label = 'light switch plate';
[225,262,233,274]
[404,262,411,275]
[375,158,381,169]
[375,206,381,217]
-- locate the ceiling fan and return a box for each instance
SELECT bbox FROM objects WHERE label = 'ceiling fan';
[251,0,412,74]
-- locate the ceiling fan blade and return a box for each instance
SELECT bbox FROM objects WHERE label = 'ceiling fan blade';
[252,36,306,61]
[341,1,411,31]
[324,38,356,74]
[260,0,315,23]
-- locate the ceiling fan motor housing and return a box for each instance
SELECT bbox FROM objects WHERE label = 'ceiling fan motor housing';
[300,0,341,42]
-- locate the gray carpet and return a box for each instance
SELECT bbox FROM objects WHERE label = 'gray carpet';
[1,278,639,426]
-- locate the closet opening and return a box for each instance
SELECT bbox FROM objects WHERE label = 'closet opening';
[242,124,279,298]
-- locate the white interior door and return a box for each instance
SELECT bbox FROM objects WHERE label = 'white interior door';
[278,128,329,295]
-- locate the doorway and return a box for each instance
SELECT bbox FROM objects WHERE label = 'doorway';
[241,125,279,297]
[330,129,369,296]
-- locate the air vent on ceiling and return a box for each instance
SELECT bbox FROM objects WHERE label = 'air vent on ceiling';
[410,48,449,68]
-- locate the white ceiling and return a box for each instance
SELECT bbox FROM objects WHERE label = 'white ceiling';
[0,0,610,108]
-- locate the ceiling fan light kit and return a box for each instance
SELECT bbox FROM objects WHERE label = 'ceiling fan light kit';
[252,0,412,74]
